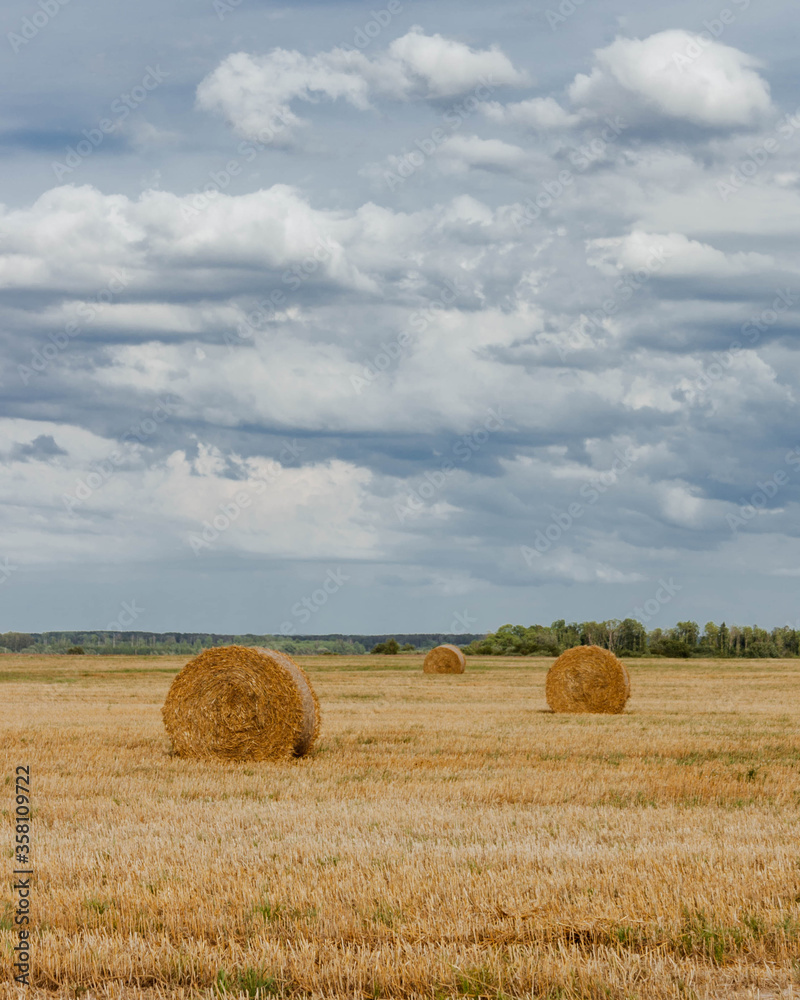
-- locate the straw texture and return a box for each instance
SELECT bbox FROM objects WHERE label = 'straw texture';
[161,645,320,760]
[620,661,631,701]
[545,644,630,714]
[423,644,466,674]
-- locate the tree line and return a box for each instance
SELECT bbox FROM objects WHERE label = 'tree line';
[464,620,800,658]
[3,624,798,658]
[0,631,485,656]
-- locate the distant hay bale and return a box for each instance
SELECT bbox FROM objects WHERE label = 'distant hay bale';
[161,645,320,760]
[545,645,630,714]
[423,644,466,674]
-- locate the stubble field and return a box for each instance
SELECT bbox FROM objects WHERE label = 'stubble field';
[1,653,799,1000]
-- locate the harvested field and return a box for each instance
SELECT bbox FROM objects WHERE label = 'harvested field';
[1,653,799,999]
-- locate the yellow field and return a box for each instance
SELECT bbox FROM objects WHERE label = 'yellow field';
[1,653,799,1000]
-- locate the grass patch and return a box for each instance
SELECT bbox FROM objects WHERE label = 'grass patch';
[677,908,743,964]
[251,898,284,922]
[216,968,281,998]
[453,964,505,998]
[83,897,113,915]
[370,903,401,928]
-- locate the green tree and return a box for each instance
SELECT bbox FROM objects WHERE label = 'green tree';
[649,634,691,658]
[371,638,400,654]
[773,626,799,656]
[0,632,35,652]
[550,620,580,649]
[616,618,647,655]
[701,622,719,655]
[580,621,609,648]
[673,621,699,650]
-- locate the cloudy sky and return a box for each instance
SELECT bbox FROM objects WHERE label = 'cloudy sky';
[1,0,798,634]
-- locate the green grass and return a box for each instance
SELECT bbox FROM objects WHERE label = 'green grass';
[453,964,503,998]
[251,898,284,922]
[216,968,281,997]
[677,908,743,964]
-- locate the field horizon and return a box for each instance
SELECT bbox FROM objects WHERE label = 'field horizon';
[2,653,799,999]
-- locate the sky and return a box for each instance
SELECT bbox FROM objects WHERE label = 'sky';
[1,0,799,635]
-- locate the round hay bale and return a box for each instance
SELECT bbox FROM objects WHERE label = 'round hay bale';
[545,645,630,714]
[423,644,466,674]
[161,645,320,760]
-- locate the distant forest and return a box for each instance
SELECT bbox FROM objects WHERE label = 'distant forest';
[0,631,486,656]
[1,620,798,658]
[464,620,800,658]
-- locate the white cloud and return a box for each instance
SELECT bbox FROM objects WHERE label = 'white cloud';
[586,230,775,278]
[568,30,772,128]
[195,49,372,146]
[384,28,527,98]
[2,144,797,602]
[0,420,380,565]
[123,119,180,150]
[436,134,530,174]
[5,2,800,632]
[89,300,542,436]
[659,483,712,528]
[0,183,374,296]
[526,548,646,585]
[480,96,582,129]
[196,28,528,143]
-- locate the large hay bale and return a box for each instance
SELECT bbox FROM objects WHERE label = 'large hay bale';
[161,645,320,760]
[545,645,630,714]
[423,644,466,674]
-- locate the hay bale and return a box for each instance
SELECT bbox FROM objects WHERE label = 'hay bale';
[423,644,466,674]
[161,645,320,760]
[545,645,630,714]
